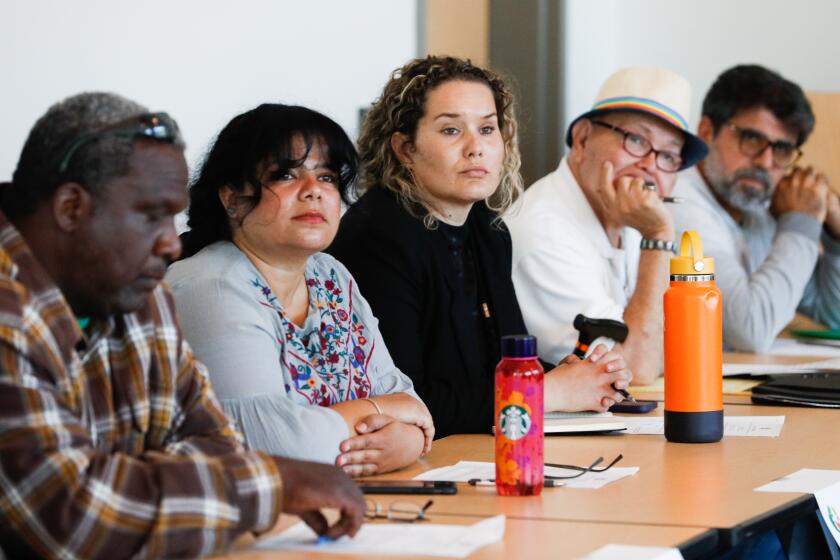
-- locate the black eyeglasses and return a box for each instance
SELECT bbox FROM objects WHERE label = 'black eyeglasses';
[365,499,434,522]
[544,454,623,480]
[591,120,683,173]
[56,112,182,175]
[725,122,802,168]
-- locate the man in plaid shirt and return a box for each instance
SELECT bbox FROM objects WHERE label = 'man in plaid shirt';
[0,93,365,559]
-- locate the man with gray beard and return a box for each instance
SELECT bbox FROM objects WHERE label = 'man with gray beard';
[670,65,840,352]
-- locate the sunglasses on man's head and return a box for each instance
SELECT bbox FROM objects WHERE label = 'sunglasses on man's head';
[56,112,182,175]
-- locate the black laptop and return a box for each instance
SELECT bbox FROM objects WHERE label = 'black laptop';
[751,372,840,408]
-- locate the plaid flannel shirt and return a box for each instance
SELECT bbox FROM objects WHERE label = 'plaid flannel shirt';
[0,213,283,559]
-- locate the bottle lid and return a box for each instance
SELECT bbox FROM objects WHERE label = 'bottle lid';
[670,230,715,275]
[500,335,537,358]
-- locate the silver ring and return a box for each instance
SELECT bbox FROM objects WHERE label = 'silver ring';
[642,182,657,192]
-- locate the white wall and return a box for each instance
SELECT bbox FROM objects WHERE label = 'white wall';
[0,0,417,179]
[563,0,840,134]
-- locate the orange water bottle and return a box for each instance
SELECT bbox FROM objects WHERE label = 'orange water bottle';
[664,230,723,443]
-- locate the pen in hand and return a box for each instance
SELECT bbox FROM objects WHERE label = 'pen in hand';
[644,181,682,203]
[615,387,636,402]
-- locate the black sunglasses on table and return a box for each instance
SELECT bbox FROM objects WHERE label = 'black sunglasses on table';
[544,454,624,480]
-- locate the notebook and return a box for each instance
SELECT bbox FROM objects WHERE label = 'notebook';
[492,412,627,435]
[792,329,840,348]
[792,329,840,340]
[543,415,627,434]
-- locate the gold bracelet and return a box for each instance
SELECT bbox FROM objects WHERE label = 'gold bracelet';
[364,397,383,415]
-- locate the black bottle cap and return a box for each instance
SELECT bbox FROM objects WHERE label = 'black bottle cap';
[500,335,537,358]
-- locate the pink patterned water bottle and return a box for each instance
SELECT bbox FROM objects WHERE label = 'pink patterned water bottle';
[495,335,544,496]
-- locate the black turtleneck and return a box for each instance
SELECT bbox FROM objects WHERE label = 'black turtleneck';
[328,187,534,437]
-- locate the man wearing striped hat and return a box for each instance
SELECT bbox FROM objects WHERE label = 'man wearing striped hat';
[506,67,708,385]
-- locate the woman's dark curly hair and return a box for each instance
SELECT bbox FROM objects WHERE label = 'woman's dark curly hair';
[179,103,358,259]
[356,56,522,228]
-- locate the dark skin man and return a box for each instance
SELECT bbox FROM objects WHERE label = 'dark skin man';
[11,138,366,541]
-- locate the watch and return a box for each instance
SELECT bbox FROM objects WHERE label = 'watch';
[640,238,676,253]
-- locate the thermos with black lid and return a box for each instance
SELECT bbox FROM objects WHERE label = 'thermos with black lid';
[664,230,723,443]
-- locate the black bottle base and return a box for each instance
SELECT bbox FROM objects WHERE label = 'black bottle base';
[664,410,723,443]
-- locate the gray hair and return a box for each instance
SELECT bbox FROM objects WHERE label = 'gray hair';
[6,92,150,217]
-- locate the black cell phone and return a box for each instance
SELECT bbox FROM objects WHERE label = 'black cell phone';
[357,480,458,495]
[609,400,658,413]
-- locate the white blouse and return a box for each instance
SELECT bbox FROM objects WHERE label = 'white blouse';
[165,241,420,464]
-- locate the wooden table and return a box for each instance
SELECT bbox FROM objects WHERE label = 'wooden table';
[378,403,836,548]
[225,515,716,560]
[224,351,838,558]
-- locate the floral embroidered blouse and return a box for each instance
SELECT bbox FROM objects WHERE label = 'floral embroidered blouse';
[165,241,420,464]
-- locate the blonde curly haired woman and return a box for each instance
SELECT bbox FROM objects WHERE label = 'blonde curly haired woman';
[329,56,633,438]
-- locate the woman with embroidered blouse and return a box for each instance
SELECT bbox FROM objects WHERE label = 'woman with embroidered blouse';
[166,104,433,476]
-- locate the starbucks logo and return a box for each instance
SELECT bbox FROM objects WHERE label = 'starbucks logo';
[499,404,532,440]
[829,505,840,533]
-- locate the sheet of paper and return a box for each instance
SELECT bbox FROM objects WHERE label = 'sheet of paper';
[619,416,784,437]
[721,378,765,394]
[755,468,840,493]
[630,376,761,396]
[414,461,639,489]
[628,377,666,393]
[579,544,683,560]
[723,357,840,377]
[617,417,668,435]
[253,515,505,558]
[815,481,840,549]
[769,339,840,357]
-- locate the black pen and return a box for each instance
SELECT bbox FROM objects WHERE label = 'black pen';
[616,388,636,402]
[467,478,565,487]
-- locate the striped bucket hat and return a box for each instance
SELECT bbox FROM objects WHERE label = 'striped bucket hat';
[565,67,708,169]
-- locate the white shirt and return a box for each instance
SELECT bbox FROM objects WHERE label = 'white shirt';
[505,157,640,364]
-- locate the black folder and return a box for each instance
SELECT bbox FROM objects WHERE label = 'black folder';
[751,372,840,408]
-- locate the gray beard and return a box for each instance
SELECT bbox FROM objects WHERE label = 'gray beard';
[708,167,774,213]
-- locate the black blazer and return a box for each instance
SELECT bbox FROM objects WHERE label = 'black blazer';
[328,187,531,437]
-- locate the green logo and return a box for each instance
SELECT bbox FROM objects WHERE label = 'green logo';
[499,404,532,440]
